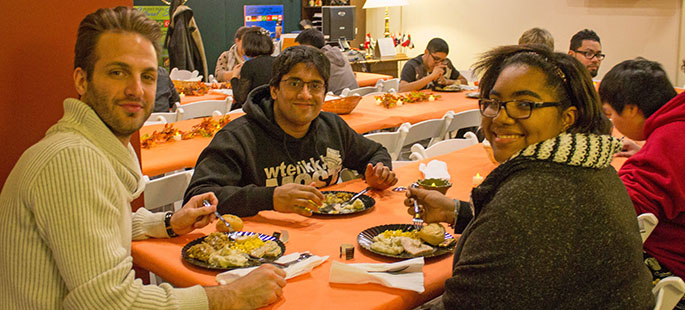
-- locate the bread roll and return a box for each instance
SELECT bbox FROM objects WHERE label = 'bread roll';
[215,214,244,232]
[418,223,445,246]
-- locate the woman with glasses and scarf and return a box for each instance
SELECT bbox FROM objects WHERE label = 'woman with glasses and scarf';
[405,44,654,309]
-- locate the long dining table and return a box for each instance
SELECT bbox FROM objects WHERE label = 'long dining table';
[140,90,479,176]
[130,143,628,309]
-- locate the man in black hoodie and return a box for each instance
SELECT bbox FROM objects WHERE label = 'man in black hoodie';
[185,45,397,217]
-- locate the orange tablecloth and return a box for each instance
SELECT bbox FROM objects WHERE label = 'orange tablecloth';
[355,72,393,87]
[180,93,228,105]
[131,144,628,309]
[131,144,495,310]
[140,91,479,176]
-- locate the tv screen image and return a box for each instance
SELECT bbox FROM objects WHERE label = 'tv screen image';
[322,6,355,42]
[244,5,284,38]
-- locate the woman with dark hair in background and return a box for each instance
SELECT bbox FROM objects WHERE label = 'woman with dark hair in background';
[230,27,275,110]
[215,26,250,82]
[405,44,654,309]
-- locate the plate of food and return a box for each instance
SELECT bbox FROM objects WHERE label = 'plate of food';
[433,84,463,92]
[312,191,375,216]
[357,223,457,259]
[182,231,285,270]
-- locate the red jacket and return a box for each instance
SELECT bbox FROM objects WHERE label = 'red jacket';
[619,91,685,277]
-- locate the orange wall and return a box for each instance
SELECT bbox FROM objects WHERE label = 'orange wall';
[0,1,131,189]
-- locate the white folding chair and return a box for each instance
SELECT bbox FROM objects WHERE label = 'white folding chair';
[144,111,179,126]
[409,132,479,160]
[342,85,382,97]
[169,68,202,81]
[637,213,658,243]
[443,109,482,139]
[143,170,194,213]
[653,276,685,310]
[175,97,232,120]
[375,78,400,93]
[363,124,409,160]
[404,112,454,148]
[391,160,414,169]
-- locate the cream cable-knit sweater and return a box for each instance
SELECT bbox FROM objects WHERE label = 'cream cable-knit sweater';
[0,99,207,309]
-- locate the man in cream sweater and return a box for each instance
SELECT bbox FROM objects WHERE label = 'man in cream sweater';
[0,7,285,310]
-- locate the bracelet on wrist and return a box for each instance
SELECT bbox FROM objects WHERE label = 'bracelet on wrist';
[164,212,178,238]
[449,199,459,229]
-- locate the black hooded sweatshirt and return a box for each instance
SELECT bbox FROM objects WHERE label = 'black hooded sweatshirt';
[184,85,392,216]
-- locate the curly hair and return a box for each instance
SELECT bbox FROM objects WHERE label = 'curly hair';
[473,44,611,135]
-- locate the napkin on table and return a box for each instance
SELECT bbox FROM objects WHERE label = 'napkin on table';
[419,160,451,181]
[216,252,328,285]
[329,257,425,293]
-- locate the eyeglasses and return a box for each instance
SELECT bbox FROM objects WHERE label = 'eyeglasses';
[429,52,446,63]
[280,78,325,94]
[573,50,606,61]
[478,99,561,119]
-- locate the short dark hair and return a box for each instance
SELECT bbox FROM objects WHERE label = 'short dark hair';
[569,29,600,51]
[270,45,330,91]
[426,38,449,54]
[518,27,554,50]
[234,26,251,40]
[74,6,161,80]
[598,58,677,118]
[241,27,274,57]
[295,29,325,49]
[473,44,611,135]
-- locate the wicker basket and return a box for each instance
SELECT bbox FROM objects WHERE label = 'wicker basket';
[321,95,362,114]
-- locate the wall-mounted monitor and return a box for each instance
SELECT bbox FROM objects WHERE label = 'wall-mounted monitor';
[244,5,284,38]
[322,6,355,42]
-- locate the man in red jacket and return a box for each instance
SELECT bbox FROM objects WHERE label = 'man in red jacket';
[599,58,684,281]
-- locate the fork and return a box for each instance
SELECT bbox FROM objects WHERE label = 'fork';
[250,253,313,268]
[410,184,423,230]
[342,187,371,207]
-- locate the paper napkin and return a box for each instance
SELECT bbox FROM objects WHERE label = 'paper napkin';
[328,257,425,293]
[418,160,451,181]
[216,252,328,285]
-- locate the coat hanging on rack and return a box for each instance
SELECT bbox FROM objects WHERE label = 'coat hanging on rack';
[164,0,208,81]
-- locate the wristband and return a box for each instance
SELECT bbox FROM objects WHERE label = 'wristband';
[450,199,459,229]
[164,212,178,238]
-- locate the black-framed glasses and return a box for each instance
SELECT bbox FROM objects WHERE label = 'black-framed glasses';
[429,52,446,63]
[280,78,325,94]
[478,99,561,119]
[573,50,606,61]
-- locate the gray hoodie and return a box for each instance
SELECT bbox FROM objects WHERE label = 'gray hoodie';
[321,45,358,95]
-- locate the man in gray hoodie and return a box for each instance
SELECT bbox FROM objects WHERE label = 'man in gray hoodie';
[295,29,358,94]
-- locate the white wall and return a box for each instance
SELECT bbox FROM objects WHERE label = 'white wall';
[365,0,683,85]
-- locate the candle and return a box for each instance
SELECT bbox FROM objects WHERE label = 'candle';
[173,133,182,141]
[397,99,403,106]
[428,95,435,101]
[472,173,484,187]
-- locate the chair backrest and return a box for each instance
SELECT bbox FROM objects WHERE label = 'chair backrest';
[150,112,179,123]
[637,213,659,243]
[363,125,409,161]
[409,131,479,160]
[653,276,685,310]
[344,85,382,97]
[169,68,202,81]
[175,97,232,120]
[403,112,453,148]
[444,109,482,139]
[391,160,414,169]
[375,78,400,93]
[143,170,194,212]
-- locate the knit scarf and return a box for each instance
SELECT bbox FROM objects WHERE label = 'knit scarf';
[510,132,622,169]
[471,133,622,214]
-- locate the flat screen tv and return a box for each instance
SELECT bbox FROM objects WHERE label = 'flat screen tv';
[244,5,284,38]
[322,6,355,42]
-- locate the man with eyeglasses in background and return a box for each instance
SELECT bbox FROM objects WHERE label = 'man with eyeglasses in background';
[399,38,468,92]
[568,29,605,78]
[185,45,397,217]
